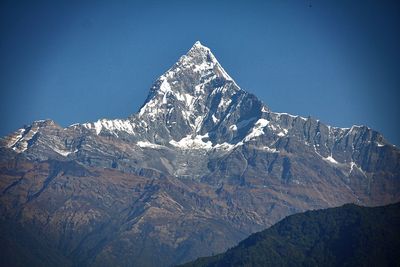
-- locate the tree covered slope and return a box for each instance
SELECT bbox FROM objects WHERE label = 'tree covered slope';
[181,203,400,267]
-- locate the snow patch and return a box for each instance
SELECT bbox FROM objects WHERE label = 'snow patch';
[244,119,269,142]
[324,155,339,164]
[137,141,165,149]
[276,128,289,137]
[193,61,212,72]
[169,134,241,151]
[218,97,232,110]
[10,127,38,153]
[159,78,172,93]
[52,147,72,157]
[262,146,279,153]
[94,121,103,135]
[349,161,367,177]
[313,146,340,165]
[169,134,212,150]
[5,128,25,148]
[275,112,298,118]
[274,112,307,121]
[277,132,286,137]
[85,119,136,135]
[376,141,385,147]
[268,124,277,131]
[212,114,218,123]
[213,142,235,150]
[194,116,204,132]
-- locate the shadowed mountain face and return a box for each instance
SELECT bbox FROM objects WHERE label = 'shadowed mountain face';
[0,42,399,266]
[180,203,400,267]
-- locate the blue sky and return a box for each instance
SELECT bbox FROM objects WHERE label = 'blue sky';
[1,0,399,145]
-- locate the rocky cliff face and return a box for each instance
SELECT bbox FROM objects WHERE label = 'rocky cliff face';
[1,41,399,266]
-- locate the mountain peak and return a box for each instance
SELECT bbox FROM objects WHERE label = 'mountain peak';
[178,41,234,83]
[138,42,238,117]
[188,41,211,54]
[135,42,250,142]
[181,41,217,67]
[192,40,207,50]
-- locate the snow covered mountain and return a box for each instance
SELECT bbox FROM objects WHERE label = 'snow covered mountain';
[3,41,397,184]
[3,41,397,180]
[0,41,399,267]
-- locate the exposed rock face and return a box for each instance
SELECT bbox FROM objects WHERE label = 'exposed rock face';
[1,41,399,266]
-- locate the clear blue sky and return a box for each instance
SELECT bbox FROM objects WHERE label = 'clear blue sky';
[1,0,399,145]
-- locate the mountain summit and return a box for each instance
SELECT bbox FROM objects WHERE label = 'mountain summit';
[135,40,244,143]
[2,40,398,187]
[139,40,236,118]
[0,42,399,266]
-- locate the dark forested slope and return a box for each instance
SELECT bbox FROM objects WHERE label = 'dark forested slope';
[181,203,400,267]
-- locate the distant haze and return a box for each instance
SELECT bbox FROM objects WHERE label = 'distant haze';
[1,0,399,145]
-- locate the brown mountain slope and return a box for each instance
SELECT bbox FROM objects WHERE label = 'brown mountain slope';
[1,155,399,266]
